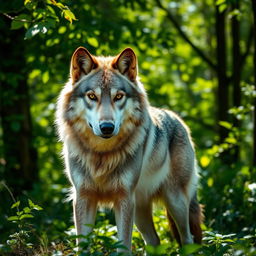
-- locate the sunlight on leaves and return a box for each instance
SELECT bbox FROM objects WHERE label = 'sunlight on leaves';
[200,155,211,168]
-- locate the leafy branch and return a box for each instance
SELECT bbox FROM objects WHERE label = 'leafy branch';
[156,0,253,83]
[155,0,218,71]
[2,13,33,23]
[49,0,77,23]
[1,0,77,39]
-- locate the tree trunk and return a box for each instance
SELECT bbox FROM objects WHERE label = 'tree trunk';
[231,1,241,158]
[215,6,229,143]
[0,16,38,196]
[252,0,256,168]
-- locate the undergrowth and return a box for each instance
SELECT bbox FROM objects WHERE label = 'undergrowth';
[0,199,255,256]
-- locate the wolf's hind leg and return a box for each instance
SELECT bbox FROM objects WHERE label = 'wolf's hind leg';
[135,200,160,246]
[167,194,203,245]
[166,211,181,245]
[163,189,193,245]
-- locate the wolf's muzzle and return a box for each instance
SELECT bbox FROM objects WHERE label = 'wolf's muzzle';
[100,122,115,136]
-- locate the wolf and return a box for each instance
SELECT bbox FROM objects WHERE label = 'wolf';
[56,47,203,253]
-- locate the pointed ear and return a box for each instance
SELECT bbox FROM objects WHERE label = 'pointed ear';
[70,47,98,84]
[112,48,137,82]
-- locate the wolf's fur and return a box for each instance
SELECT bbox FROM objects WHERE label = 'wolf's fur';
[56,47,203,252]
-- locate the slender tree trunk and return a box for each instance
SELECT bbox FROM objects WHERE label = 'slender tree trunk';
[231,1,241,158]
[215,6,229,143]
[0,17,38,196]
[252,0,256,167]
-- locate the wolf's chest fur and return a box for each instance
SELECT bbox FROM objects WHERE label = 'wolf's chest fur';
[64,104,178,200]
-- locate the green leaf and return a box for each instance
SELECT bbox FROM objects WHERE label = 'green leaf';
[216,0,226,5]
[200,155,211,168]
[25,23,48,39]
[88,37,99,48]
[180,244,202,255]
[11,20,23,30]
[11,14,31,28]
[28,199,43,210]
[56,3,66,9]
[145,244,169,255]
[20,214,34,220]
[7,216,19,221]
[63,9,77,23]
[33,204,43,211]
[24,0,32,5]
[42,71,49,84]
[225,137,237,144]
[25,25,41,39]
[28,199,35,208]
[219,121,232,130]
[23,207,31,213]
[207,177,214,187]
[155,244,169,253]
[145,245,156,254]
[24,0,37,10]
[11,201,20,209]
[58,26,67,34]
[219,3,227,13]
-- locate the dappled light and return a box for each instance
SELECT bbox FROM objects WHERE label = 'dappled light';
[0,0,255,255]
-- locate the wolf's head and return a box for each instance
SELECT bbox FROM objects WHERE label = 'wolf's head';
[59,47,147,146]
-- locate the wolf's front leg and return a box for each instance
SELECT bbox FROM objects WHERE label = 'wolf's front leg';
[73,195,97,245]
[114,193,135,254]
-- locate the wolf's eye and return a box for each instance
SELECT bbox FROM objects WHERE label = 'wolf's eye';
[114,94,123,101]
[87,93,97,101]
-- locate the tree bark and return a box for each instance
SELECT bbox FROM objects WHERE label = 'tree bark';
[0,16,38,196]
[252,0,256,167]
[215,6,229,143]
[231,1,241,158]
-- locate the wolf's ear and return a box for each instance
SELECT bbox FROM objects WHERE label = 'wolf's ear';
[112,48,137,82]
[70,47,98,84]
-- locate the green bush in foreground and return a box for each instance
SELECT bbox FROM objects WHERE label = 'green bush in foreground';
[0,199,255,256]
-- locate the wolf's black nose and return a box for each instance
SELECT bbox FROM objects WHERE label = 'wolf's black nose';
[100,122,115,135]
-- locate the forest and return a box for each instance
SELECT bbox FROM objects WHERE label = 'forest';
[0,0,256,255]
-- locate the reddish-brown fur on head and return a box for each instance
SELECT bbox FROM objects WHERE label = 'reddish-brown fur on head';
[70,46,138,85]
[71,47,99,84]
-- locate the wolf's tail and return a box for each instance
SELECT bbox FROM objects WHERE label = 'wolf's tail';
[167,195,203,245]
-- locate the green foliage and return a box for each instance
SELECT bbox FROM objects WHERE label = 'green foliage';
[0,203,256,255]
[69,222,128,255]
[0,0,256,255]
[0,199,43,255]
[8,0,76,39]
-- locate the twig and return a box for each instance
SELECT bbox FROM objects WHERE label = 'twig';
[2,13,33,23]
[1,181,17,203]
[227,25,253,84]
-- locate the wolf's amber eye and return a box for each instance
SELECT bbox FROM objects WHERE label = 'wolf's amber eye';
[87,93,97,101]
[114,94,123,101]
